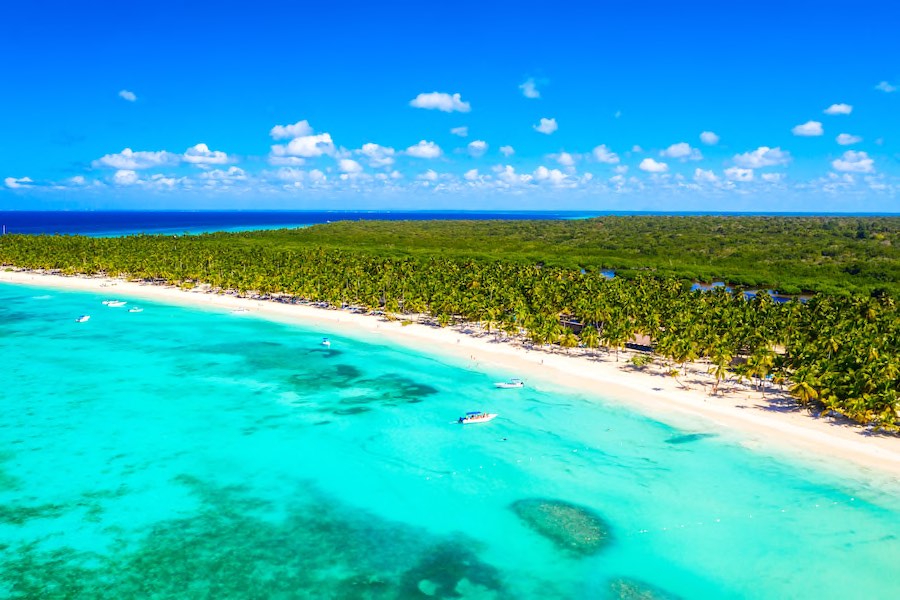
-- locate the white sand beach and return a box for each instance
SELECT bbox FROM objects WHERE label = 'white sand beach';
[4,268,900,482]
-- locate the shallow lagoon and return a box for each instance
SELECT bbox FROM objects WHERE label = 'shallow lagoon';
[1,282,899,599]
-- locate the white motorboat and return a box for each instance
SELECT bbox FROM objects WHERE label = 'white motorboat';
[103,300,127,307]
[75,315,91,323]
[494,378,524,389]
[321,337,331,347]
[457,411,498,424]
[128,307,143,313]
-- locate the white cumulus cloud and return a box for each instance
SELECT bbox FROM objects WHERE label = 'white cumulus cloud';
[183,143,229,165]
[555,152,575,167]
[534,117,558,134]
[450,126,468,137]
[338,159,363,174]
[660,142,702,161]
[270,133,335,158]
[832,150,874,173]
[519,78,540,99]
[592,144,619,164]
[409,92,471,113]
[693,168,717,183]
[405,140,442,158]
[499,145,515,157]
[875,81,897,93]
[725,167,753,182]
[270,120,314,140]
[700,131,719,145]
[792,120,824,136]
[732,146,791,168]
[113,169,140,186]
[639,158,668,173]
[836,133,862,146]
[533,166,567,185]
[761,173,784,183]
[824,103,852,115]
[93,148,180,170]
[467,140,488,157]
[464,169,480,181]
[357,143,396,168]
[118,89,137,102]
[4,176,34,189]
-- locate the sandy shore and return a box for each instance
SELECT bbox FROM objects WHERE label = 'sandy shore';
[3,268,900,483]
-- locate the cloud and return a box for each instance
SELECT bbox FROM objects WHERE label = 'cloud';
[405,140,442,158]
[338,159,363,174]
[93,148,180,169]
[418,169,439,182]
[533,117,558,134]
[519,78,540,99]
[836,133,862,146]
[270,120,314,140]
[467,140,488,157]
[450,126,468,137]
[183,143,229,165]
[761,173,784,183]
[639,158,668,173]
[660,142,702,161]
[725,167,753,182]
[592,144,620,164]
[832,150,874,173]
[533,166,567,185]
[693,168,717,183]
[732,146,791,168]
[791,120,824,136]
[199,167,247,184]
[493,164,532,186]
[464,169,479,181]
[113,169,139,186]
[700,131,719,145]
[409,92,471,112]
[499,145,515,157]
[4,176,34,189]
[554,152,575,167]
[357,143,396,168]
[875,81,897,93]
[118,90,137,102]
[824,103,852,115]
[270,133,335,158]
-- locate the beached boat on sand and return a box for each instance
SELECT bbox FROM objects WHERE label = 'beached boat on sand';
[458,411,498,424]
[494,378,524,389]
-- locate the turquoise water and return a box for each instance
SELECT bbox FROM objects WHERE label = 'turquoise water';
[1,282,899,599]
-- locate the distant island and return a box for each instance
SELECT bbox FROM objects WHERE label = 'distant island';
[2,215,897,430]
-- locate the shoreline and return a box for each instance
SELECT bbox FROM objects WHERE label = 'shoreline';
[3,268,900,483]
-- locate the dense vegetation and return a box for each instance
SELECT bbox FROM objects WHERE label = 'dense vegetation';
[218,216,898,295]
[1,215,898,430]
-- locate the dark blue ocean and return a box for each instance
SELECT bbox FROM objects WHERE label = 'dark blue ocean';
[0,210,605,236]
[2,210,893,237]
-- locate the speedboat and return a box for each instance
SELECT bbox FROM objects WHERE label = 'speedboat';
[321,337,331,347]
[457,411,498,424]
[75,315,91,323]
[494,378,524,389]
[104,300,127,307]
[128,307,143,313]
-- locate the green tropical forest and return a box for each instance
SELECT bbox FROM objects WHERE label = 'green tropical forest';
[1,216,898,430]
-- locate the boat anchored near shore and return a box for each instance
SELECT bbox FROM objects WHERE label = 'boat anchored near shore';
[102,300,127,307]
[457,411,498,424]
[75,315,90,323]
[494,378,524,389]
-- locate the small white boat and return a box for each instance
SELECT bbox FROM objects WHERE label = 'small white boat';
[231,308,249,314]
[75,315,91,323]
[321,337,331,347]
[457,411,498,424]
[103,300,127,307]
[494,378,524,389]
[128,307,143,313]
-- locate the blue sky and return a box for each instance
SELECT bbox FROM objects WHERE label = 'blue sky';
[1,0,898,212]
